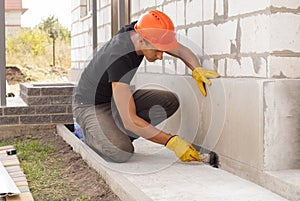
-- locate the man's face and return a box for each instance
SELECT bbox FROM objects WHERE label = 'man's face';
[142,42,164,62]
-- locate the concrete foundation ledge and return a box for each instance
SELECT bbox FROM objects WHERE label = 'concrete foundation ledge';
[56,124,288,201]
[56,124,152,201]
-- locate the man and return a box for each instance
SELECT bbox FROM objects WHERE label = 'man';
[73,10,220,166]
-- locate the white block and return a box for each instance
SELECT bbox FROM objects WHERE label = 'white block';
[146,60,163,74]
[216,0,224,17]
[104,24,111,41]
[227,57,267,77]
[73,34,83,48]
[103,6,111,24]
[271,0,300,8]
[76,34,84,48]
[137,65,145,73]
[140,0,156,9]
[83,19,91,32]
[203,0,214,21]
[163,1,185,26]
[270,13,300,52]
[264,80,300,170]
[228,0,269,16]
[177,59,186,75]
[187,26,203,54]
[71,61,79,69]
[269,56,300,78]
[202,58,215,70]
[72,8,80,23]
[204,20,237,55]
[218,59,226,76]
[186,0,203,24]
[156,0,164,6]
[240,14,270,53]
[176,0,185,26]
[130,0,140,14]
[71,50,76,62]
[98,9,104,25]
[71,0,81,10]
[97,27,106,42]
[164,1,177,26]
[164,59,176,74]
[100,0,110,7]
[176,29,187,44]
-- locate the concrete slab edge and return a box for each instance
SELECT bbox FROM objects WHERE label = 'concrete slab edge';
[220,155,299,201]
[56,124,152,201]
[263,171,300,201]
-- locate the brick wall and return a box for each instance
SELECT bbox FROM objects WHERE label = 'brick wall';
[0,83,75,127]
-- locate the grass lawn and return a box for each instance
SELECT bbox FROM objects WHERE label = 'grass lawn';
[0,133,120,201]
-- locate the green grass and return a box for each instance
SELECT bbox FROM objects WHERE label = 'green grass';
[0,136,77,201]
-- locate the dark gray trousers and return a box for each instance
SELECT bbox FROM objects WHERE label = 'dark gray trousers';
[73,89,179,163]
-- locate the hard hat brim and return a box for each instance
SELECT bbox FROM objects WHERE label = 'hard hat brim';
[151,39,178,52]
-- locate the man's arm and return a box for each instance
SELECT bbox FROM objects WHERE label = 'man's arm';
[167,42,220,96]
[112,82,203,162]
[166,42,201,70]
[111,82,172,145]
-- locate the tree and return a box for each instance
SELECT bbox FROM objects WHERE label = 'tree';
[38,16,70,66]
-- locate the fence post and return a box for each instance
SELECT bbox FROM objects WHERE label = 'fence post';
[0,0,7,106]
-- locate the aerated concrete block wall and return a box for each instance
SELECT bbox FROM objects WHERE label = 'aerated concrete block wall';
[131,0,300,175]
[69,0,299,189]
[69,0,112,81]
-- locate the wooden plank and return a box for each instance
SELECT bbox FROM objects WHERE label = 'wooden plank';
[0,145,14,151]
[0,145,34,200]
[9,172,25,178]
[5,166,22,173]
[1,156,18,162]
[15,181,28,187]
[6,192,34,201]
[0,150,7,154]
[17,186,30,193]
[2,160,19,167]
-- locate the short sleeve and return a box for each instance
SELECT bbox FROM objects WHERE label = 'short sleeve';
[107,56,137,84]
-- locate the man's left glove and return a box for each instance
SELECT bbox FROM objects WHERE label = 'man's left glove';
[192,67,220,96]
[165,136,203,162]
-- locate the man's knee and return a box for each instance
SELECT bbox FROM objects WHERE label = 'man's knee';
[102,142,134,163]
[166,92,180,116]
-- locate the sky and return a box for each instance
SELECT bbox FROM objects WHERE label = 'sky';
[21,0,71,29]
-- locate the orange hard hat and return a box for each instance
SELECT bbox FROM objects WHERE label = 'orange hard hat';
[134,10,178,51]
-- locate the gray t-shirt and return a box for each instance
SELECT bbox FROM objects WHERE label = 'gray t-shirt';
[75,21,144,105]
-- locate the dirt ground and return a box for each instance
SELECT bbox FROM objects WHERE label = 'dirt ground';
[8,132,121,201]
[46,132,121,201]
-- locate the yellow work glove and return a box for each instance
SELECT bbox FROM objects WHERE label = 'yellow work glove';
[192,67,220,96]
[165,136,203,162]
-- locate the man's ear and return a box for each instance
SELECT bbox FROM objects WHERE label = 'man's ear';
[137,35,144,43]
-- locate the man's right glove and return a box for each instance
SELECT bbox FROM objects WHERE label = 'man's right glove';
[165,136,203,162]
[192,67,220,96]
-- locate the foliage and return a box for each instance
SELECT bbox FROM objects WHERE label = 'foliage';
[38,15,71,43]
[6,28,48,57]
[5,16,71,81]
